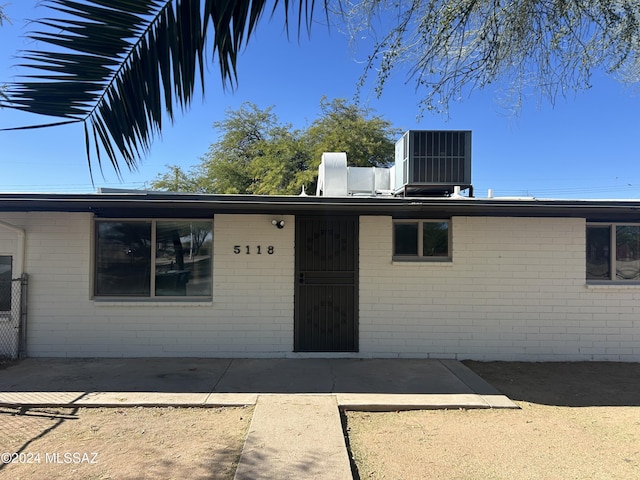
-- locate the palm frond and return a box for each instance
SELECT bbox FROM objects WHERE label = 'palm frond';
[1,0,317,177]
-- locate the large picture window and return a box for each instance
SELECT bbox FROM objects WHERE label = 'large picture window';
[95,220,212,298]
[587,224,640,282]
[393,220,451,261]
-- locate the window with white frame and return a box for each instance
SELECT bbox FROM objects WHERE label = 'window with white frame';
[586,223,640,281]
[94,219,213,298]
[393,219,451,260]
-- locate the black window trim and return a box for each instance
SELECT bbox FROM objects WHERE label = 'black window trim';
[392,218,452,262]
[586,221,640,284]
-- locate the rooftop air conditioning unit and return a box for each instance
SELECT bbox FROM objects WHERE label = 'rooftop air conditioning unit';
[395,130,472,196]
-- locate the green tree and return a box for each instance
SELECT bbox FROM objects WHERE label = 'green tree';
[152,103,312,195]
[151,98,397,194]
[306,97,400,167]
[150,165,205,193]
[197,103,310,195]
[246,129,311,195]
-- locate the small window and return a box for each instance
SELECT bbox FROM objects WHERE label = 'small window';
[95,220,213,298]
[393,220,450,261]
[587,224,640,282]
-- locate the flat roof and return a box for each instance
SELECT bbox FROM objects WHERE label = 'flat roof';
[1,192,640,222]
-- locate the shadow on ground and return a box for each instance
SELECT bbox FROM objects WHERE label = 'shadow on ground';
[0,406,246,480]
[0,406,79,475]
[465,360,640,407]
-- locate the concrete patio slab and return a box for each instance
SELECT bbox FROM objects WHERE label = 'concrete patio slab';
[214,358,336,393]
[0,358,517,410]
[0,358,232,393]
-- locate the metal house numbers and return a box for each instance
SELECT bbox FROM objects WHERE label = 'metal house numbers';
[233,245,275,255]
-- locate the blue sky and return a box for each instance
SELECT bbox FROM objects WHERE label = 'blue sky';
[1,1,639,198]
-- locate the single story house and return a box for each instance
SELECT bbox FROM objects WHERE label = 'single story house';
[1,131,639,361]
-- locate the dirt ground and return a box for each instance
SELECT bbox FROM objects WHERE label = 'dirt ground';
[0,406,252,480]
[345,361,640,480]
[2,361,640,480]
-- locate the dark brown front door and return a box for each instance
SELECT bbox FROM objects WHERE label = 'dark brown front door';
[295,216,358,352]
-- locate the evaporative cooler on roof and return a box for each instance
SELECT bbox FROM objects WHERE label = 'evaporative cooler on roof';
[394,130,472,196]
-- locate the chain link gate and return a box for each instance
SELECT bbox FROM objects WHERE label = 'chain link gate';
[0,273,28,360]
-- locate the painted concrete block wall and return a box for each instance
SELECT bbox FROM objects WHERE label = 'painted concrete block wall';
[0,213,294,357]
[0,227,17,257]
[359,216,640,361]
[207,214,294,355]
[3,211,639,360]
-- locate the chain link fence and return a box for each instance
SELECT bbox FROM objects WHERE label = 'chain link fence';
[0,273,28,360]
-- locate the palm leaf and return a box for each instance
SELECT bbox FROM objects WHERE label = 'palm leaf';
[1,0,317,177]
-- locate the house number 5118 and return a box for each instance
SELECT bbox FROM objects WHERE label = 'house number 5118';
[234,245,274,255]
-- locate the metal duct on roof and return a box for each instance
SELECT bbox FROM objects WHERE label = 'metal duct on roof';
[316,152,348,196]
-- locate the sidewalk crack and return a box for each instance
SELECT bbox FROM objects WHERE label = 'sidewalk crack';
[329,360,337,392]
[204,358,234,404]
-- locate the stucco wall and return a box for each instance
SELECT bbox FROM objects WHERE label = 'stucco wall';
[359,216,640,361]
[0,212,294,357]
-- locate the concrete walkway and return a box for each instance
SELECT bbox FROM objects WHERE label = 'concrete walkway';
[234,395,352,480]
[0,358,517,480]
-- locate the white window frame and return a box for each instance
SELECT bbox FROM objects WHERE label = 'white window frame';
[393,219,452,262]
[586,222,640,283]
[93,218,213,300]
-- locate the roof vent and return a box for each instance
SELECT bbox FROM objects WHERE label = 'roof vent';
[316,152,348,196]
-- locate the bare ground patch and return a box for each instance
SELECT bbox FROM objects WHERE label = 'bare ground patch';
[345,362,640,480]
[0,406,252,480]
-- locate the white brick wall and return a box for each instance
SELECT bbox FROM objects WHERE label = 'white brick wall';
[0,228,17,256]
[3,211,639,360]
[359,216,640,361]
[2,212,294,357]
